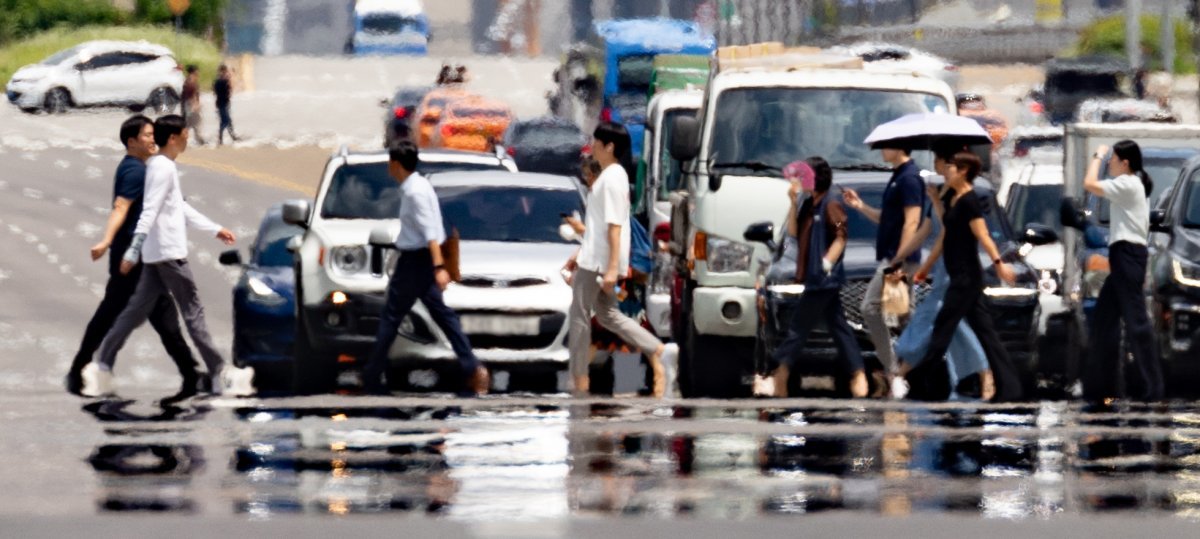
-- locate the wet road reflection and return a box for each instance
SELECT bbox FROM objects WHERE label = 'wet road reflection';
[78,398,1200,520]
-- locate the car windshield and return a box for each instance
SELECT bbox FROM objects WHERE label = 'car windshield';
[657,109,695,200]
[253,216,304,267]
[452,107,508,118]
[1007,184,1064,234]
[709,88,948,173]
[617,54,654,92]
[513,124,582,148]
[42,46,83,65]
[437,186,583,243]
[841,184,1009,245]
[1095,153,1195,224]
[320,162,508,219]
[362,14,419,35]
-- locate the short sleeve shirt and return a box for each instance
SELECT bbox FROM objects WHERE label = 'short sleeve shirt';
[112,155,145,247]
[1101,174,1149,246]
[877,160,924,262]
[577,164,631,275]
[941,189,985,280]
[395,173,447,250]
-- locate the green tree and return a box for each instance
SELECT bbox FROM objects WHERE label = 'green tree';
[1074,14,1196,73]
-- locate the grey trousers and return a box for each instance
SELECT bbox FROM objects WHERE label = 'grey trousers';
[97,259,225,374]
[568,268,662,378]
[860,261,917,375]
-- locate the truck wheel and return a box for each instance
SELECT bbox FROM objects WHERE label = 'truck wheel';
[685,319,752,398]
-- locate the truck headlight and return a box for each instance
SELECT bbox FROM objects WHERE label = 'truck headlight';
[1173,259,1200,288]
[706,236,754,274]
[984,286,1038,300]
[330,246,368,274]
[245,276,285,306]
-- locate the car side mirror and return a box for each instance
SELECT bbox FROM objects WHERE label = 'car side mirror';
[282,200,311,228]
[668,115,700,163]
[1059,197,1087,231]
[218,249,243,266]
[1150,209,1171,234]
[1022,223,1058,246]
[286,236,302,252]
[369,226,395,275]
[743,221,776,252]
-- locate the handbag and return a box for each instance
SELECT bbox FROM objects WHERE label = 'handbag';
[441,227,461,282]
[880,276,910,328]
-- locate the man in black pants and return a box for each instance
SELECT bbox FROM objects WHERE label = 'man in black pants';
[66,115,198,396]
[361,141,488,395]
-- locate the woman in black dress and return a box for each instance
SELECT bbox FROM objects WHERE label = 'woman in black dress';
[918,152,1022,402]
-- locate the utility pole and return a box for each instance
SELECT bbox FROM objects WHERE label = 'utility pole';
[1126,0,1141,70]
[1194,0,1200,113]
[1162,2,1174,74]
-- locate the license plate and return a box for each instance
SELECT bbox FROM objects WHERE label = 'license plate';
[460,315,540,336]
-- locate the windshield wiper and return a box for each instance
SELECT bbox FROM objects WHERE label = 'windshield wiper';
[711,161,782,174]
[833,163,894,172]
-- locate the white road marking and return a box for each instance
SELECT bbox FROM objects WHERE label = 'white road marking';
[54,160,70,170]
[22,188,43,199]
[85,166,103,179]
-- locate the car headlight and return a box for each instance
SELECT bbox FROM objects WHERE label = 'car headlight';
[706,236,754,274]
[245,276,285,306]
[1173,259,1200,288]
[330,245,368,274]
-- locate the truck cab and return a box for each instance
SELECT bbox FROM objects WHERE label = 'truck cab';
[667,47,956,396]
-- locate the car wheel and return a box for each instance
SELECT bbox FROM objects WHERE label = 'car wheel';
[146,87,179,115]
[19,107,39,114]
[292,312,336,395]
[44,88,71,114]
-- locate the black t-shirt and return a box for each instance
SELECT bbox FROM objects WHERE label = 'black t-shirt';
[214,78,231,108]
[112,155,145,248]
[876,160,924,262]
[941,189,984,280]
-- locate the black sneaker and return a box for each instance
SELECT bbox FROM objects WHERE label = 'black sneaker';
[64,372,84,396]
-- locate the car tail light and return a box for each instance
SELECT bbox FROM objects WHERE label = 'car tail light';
[653,223,671,245]
[394,106,408,119]
[1013,146,1029,158]
[1028,101,1044,114]
[581,144,592,157]
[506,146,516,156]
[944,64,959,71]
[441,125,456,138]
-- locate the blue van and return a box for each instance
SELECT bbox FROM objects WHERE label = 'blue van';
[551,18,715,160]
[349,0,430,56]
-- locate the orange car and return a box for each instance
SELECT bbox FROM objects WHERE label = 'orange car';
[430,97,514,152]
[414,87,472,147]
[957,93,1008,151]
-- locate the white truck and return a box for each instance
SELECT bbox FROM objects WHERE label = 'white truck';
[666,48,956,397]
[1056,123,1200,387]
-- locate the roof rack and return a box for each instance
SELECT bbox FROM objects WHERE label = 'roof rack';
[716,42,863,72]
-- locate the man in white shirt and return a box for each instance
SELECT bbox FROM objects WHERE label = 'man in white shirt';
[91,114,255,397]
[361,141,487,395]
[563,122,677,397]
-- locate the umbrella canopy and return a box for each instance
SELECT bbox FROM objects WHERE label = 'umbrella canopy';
[863,112,992,150]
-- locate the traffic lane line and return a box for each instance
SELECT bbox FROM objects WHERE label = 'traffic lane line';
[177,153,315,196]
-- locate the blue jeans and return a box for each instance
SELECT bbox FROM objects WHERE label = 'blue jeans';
[894,260,988,387]
[362,248,478,390]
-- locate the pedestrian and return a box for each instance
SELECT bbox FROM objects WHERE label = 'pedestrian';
[65,115,200,398]
[842,143,925,398]
[563,122,678,398]
[361,141,490,396]
[766,157,867,398]
[181,65,206,145]
[213,64,239,145]
[90,114,255,396]
[911,152,1022,402]
[1082,140,1163,401]
[892,149,994,401]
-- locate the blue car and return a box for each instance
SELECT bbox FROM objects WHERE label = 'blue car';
[347,0,430,56]
[220,202,305,392]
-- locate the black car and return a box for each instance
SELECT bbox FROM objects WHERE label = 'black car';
[500,116,588,177]
[1148,156,1200,393]
[1041,55,1128,124]
[746,175,1045,397]
[382,85,431,147]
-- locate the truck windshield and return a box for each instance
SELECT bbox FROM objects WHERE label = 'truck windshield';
[841,185,1009,245]
[709,88,949,173]
[362,14,419,35]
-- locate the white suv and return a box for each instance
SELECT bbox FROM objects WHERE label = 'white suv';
[6,40,183,114]
[282,147,516,393]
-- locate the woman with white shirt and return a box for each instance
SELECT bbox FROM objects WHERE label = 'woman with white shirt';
[1082,140,1164,401]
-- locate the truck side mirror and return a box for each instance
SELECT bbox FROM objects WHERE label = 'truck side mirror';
[1150,209,1171,234]
[282,200,311,228]
[1022,223,1058,246]
[743,221,776,252]
[668,115,700,163]
[1059,197,1086,231]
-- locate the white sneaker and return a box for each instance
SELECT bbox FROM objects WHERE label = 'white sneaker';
[752,374,776,397]
[219,365,256,397]
[890,376,909,400]
[80,362,114,398]
[659,343,679,398]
